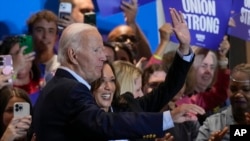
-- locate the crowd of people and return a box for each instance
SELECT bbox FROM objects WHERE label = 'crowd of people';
[0,0,249,141]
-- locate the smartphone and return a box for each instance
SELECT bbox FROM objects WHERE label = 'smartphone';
[19,35,33,54]
[58,2,72,30]
[84,12,96,26]
[13,102,30,118]
[0,55,13,78]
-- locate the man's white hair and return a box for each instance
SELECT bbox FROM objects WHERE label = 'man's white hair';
[57,23,96,63]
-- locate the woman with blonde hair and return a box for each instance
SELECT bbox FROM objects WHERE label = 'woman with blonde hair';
[113,60,143,98]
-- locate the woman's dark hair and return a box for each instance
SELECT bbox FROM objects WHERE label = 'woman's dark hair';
[0,86,32,137]
[0,35,41,82]
[0,36,20,55]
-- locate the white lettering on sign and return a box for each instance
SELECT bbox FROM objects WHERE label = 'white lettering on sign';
[181,0,219,34]
[182,0,216,16]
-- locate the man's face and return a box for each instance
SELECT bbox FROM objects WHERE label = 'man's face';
[74,30,106,83]
[31,19,57,55]
[108,25,137,56]
[143,70,166,94]
[71,0,94,22]
[230,71,250,124]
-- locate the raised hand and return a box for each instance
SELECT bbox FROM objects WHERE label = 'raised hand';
[217,35,230,68]
[169,8,190,54]
[159,23,173,42]
[12,46,35,73]
[218,35,230,58]
[121,0,138,25]
[170,104,205,123]
[208,126,229,141]
[135,57,147,70]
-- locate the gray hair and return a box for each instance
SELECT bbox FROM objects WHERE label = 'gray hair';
[57,23,97,63]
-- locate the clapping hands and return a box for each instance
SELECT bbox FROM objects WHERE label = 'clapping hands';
[208,126,229,141]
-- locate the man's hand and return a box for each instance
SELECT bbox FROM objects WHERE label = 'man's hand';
[208,126,229,141]
[170,104,205,123]
[159,23,173,43]
[121,0,138,25]
[57,15,75,30]
[169,8,191,55]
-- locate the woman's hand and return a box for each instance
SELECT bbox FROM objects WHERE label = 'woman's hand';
[1,115,32,141]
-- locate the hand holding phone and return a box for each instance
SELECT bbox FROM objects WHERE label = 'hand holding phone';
[84,12,96,26]
[58,2,72,30]
[19,35,33,55]
[0,55,13,83]
[13,102,30,118]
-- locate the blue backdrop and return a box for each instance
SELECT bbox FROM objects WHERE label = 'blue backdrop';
[0,0,158,52]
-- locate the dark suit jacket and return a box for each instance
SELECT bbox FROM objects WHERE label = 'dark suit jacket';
[33,68,166,141]
[113,53,193,113]
[111,53,193,141]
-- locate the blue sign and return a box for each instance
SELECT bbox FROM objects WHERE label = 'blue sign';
[96,0,154,16]
[162,0,232,50]
[228,0,250,41]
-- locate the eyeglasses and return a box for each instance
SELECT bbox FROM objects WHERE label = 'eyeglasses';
[115,35,137,43]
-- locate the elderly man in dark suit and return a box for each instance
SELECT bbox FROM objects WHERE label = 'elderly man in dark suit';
[32,8,205,141]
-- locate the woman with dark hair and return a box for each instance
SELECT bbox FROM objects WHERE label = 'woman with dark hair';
[0,86,32,141]
[0,36,43,105]
[91,61,121,113]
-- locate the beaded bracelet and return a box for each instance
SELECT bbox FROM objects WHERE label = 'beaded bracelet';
[153,54,162,60]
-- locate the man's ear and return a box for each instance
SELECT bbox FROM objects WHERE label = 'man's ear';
[67,48,78,64]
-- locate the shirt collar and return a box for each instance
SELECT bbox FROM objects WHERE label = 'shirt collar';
[59,66,91,90]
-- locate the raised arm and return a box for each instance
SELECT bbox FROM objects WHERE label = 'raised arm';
[121,0,152,61]
[170,8,191,55]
